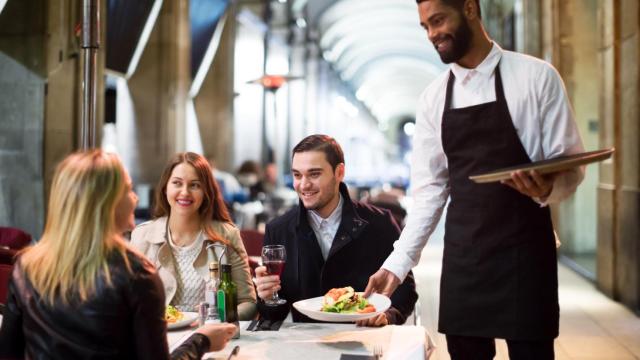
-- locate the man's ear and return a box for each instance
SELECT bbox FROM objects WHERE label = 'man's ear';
[335,163,345,182]
[463,0,479,20]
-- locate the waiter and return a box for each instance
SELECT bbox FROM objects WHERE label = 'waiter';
[364,1,584,359]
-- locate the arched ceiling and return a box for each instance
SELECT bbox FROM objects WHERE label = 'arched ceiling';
[306,0,446,124]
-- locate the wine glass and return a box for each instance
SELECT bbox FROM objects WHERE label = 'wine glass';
[261,244,287,306]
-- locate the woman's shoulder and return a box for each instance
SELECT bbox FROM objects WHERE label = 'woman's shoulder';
[209,220,239,237]
[110,248,156,274]
[131,217,167,248]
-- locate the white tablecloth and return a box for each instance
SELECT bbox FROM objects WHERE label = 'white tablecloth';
[168,321,435,360]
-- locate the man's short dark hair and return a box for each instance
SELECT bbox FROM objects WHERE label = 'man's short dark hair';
[416,0,482,19]
[292,134,345,170]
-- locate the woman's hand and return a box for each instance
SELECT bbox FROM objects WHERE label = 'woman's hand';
[254,266,280,301]
[195,323,237,351]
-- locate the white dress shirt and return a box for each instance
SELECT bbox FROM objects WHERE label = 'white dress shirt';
[383,43,585,282]
[308,195,344,260]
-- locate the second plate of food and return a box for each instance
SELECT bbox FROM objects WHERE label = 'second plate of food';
[293,293,391,322]
[167,311,199,330]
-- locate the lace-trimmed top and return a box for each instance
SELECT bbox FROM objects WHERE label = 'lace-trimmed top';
[168,230,205,309]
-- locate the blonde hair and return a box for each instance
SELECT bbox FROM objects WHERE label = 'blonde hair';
[20,150,131,306]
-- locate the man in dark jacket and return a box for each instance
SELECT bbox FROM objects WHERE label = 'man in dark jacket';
[254,134,417,326]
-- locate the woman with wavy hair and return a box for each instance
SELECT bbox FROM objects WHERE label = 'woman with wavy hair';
[131,152,256,320]
[0,150,236,359]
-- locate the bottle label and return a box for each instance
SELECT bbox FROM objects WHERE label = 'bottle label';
[205,290,215,306]
[217,290,226,322]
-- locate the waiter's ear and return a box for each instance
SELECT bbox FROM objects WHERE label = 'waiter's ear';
[462,0,479,20]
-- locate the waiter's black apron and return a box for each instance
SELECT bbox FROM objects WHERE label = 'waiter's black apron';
[438,64,559,340]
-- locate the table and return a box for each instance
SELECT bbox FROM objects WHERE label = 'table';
[168,321,435,360]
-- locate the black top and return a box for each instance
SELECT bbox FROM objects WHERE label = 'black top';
[0,248,211,359]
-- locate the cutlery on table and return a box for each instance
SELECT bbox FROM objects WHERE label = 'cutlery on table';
[373,344,383,359]
[226,345,240,360]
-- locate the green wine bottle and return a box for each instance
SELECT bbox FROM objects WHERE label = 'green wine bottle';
[217,263,238,324]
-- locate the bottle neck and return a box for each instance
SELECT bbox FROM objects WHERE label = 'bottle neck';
[209,270,218,281]
[220,269,232,283]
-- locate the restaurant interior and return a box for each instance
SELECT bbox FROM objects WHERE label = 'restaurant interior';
[0,0,639,359]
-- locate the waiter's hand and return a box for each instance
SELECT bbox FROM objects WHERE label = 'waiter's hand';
[501,170,555,200]
[364,268,401,298]
[355,312,388,327]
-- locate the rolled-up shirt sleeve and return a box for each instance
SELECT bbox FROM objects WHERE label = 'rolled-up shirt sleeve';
[535,64,585,205]
[382,89,450,282]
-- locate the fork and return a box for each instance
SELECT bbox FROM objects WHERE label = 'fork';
[226,345,240,360]
[373,344,384,359]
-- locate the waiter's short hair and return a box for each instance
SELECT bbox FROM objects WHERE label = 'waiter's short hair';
[416,0,482,19]
[292,134,344,170]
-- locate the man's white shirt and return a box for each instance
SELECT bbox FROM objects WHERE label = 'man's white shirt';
[383,43,585,282]
[308,194,344,260]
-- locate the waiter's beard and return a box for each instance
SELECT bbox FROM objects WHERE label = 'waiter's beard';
[433,16,473,64]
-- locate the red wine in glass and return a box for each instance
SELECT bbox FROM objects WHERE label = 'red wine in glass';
[261,245,287,305]
[264,260,285,277]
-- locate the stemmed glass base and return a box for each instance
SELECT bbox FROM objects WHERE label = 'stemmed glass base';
[264,295,287,306]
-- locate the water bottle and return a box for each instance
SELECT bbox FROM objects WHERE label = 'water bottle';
[204,261,220,324]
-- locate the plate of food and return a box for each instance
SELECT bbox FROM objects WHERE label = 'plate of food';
[165,305,198,330]
[292,286,391,322]
[469,148,615,184]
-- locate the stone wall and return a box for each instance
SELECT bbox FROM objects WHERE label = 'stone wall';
[0,52,45,238]
[0,0,47,238]
[596,0,640,314]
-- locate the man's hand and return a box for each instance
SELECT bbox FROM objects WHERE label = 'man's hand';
[501,170,555,199]
[363,268,401,298]
[254,266,280,301]
[355,312,388,327]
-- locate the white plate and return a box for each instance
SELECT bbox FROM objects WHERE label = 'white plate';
[293,293,391,322]
[167,311,198,330]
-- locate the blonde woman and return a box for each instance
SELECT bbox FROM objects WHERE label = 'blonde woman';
[131,152,257,320]
[0,150,236,359]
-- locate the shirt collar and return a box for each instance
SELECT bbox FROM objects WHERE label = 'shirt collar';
[308,194,343,228]
[450,42,503,80]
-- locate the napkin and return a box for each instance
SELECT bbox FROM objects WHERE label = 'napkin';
[246,318,283,331]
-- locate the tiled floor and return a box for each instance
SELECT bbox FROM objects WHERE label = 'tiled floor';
[413,235,640,360]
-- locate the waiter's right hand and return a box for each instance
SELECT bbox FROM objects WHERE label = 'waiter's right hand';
[364,268,401,298]
[254,266,280,301]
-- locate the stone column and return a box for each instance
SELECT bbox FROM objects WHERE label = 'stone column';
[0,0,103,238]
[597,0,640,314]
[194,4,237,172]
[615,0,638,313]
[128,0,190,184]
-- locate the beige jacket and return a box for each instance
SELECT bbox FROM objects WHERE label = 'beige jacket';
[130,216,257,320]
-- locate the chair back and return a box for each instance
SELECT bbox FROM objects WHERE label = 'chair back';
[0,264,13,304]
[0,247,17,265]
[239,229,264,257]
[0,227,32,250]
[240,229,264,277]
